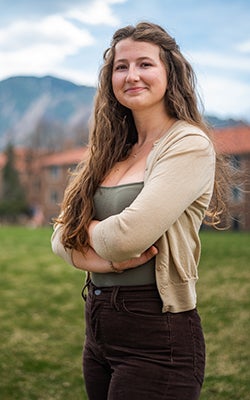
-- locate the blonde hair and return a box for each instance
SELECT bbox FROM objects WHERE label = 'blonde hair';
[57,22,229,250]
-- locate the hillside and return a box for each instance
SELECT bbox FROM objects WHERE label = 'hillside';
[0,75,245,150]
[0,76,96,150]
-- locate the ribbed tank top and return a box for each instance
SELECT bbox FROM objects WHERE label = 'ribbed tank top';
[91,182,156,287]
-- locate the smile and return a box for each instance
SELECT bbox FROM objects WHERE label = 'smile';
[125,86,146,94]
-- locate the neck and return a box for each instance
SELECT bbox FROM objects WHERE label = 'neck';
[129,116,177,159]
[134,114,177,146]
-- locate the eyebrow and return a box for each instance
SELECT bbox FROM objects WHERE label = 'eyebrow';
[113,56,155,64]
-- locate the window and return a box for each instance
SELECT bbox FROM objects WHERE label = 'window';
[33,179,41,192]
[230,155,241,170]
[50,190,59,204]
[231,186,242,202]
[232,215,241,231]
[49,165,60,179]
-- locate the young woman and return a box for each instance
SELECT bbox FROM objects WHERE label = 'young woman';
[51,22,227,400]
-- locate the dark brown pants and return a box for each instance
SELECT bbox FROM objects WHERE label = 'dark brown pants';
[83,283,205,400]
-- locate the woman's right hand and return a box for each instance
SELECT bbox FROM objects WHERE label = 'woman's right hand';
[72,245,158,273]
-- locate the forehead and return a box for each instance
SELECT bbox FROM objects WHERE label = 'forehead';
[114,38,161,61]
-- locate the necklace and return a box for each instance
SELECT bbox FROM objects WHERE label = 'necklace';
[130,140,154,158]
[130,119,176,158]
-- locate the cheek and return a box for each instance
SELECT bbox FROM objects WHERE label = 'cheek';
[112,73,122,89]
[112,76,123,100]
[154,73,168,94]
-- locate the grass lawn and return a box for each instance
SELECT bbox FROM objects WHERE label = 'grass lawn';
[198,231,250,399]
[0,226,249,399]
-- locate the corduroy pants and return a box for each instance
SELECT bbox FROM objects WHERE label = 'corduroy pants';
[82,283,205,400]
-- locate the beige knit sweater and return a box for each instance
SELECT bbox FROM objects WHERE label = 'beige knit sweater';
[52,120,215,313]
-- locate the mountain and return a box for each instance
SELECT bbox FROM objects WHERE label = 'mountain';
[0,75,246,150]
[0,75,96,150]
[205,115,245,129]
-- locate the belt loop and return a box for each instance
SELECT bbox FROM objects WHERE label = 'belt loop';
[81,272,91,301]
[111,286,120,311]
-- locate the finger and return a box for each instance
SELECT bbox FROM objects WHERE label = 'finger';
[131,246,158,263]
[145,245,158,258]
[114,246,158,271]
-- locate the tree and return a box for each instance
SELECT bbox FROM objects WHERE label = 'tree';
[0,144,29,222]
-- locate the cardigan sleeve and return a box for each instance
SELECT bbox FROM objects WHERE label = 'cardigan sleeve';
[51,223,75,266]
[91,133,215,262]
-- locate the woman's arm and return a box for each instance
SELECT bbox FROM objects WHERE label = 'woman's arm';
[71,245,158,273]
[90,134,215,262]
[51,222,158,273]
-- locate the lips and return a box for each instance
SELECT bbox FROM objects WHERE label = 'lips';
[125,86,146,94]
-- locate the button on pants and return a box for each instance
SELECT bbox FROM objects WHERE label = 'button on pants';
[82,283,205,400]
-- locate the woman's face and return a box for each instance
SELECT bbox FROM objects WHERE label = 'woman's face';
[112,38,168,113]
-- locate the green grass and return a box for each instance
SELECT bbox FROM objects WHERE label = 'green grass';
[0,227,249,399]
[0,226,86,400]
[198,231,250,400]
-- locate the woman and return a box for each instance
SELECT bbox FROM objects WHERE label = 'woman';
[51,22,227,399]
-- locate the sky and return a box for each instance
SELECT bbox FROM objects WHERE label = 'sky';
[0,0,250,121]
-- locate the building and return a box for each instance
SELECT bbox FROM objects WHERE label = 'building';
[29,147,88,224]
[213,124,250,230]
[0,124,250,230]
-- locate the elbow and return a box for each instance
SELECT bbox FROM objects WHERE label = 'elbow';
[51,224,74,266]
[93,234,142,262]
[92,217,147,262]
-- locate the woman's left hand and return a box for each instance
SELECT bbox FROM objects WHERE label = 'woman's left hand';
[111,245,158,272]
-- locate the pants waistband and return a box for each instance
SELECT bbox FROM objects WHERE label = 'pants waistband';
[82,280,159,302]
[86,282,160,311]
[91,281,157,292]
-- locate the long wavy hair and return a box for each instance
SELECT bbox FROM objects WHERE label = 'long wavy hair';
[57,22,229,250]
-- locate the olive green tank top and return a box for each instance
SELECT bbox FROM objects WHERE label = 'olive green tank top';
[91,182,156,287]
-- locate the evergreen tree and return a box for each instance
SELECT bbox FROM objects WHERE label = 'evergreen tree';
[0,144,28,222]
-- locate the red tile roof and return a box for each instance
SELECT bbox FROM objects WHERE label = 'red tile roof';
[40,147,89,167]
[213,124,250,155]
[0,153,6,168]
[0,147,30,172]
[0,125,249,173]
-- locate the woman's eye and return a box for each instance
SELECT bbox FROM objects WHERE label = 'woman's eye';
[141,62,152,68]
[115,64,127,71]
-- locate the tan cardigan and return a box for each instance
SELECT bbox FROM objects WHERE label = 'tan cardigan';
[51,121,215,313]
[91,121,215,312]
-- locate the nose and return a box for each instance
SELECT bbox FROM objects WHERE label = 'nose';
[126,65,139,82]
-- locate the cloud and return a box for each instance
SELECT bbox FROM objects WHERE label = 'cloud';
[67,0,127,26]
[53,67,98,87]
[198,74,250,120]
[189,50,250,73]
[237,39,250,54]
[0,0,126,82]
[188,48,250,119]
[0,15,95,79]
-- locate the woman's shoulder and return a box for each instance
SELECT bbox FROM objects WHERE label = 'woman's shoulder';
[165,120,209,141]
[147,120,214,166]
[155,120,213,152]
